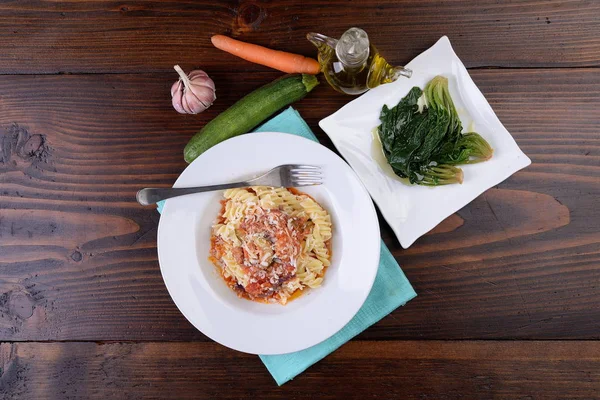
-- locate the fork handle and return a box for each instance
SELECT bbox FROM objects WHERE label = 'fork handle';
[136,181,250,206]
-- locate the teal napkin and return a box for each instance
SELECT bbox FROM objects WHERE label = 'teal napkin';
[157,107,416,385]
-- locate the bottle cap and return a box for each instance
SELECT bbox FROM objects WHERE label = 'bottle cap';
[336,27,370,67]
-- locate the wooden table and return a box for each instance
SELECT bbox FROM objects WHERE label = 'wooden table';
[0,1,599,398]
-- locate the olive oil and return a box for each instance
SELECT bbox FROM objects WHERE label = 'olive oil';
[308,28,412,95]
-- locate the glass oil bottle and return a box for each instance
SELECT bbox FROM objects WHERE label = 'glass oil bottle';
[307,27,412,95]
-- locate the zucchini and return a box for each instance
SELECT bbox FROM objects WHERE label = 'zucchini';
[183,73,319,163]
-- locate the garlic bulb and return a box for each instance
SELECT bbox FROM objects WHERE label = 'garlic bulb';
[171,65,216,114]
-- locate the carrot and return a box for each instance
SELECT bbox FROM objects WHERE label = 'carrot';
[211,35,321,75]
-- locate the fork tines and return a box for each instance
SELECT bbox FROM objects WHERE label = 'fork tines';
[287,165,323,186]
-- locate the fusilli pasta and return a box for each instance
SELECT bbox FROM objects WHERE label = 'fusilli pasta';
[209,186,332,304]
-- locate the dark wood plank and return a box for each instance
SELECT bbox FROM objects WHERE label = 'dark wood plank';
[0,68,599,341]
[1,0,599,74]
[1,341,599,399]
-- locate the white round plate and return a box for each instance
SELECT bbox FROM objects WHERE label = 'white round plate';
[158,132,380,355]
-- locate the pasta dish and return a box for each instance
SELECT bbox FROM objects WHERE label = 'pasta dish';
[209,187,332,304]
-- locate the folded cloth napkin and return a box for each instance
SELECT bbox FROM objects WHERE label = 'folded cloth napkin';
[157,107,416,385]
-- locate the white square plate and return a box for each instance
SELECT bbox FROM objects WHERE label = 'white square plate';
[319,36,531,248]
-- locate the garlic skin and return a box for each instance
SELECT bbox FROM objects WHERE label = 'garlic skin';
[171,65,216,114]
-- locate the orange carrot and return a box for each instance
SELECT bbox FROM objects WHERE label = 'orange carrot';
[211,35,321,75]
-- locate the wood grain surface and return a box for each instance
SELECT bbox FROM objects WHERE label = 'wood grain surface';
[0,0,599,74]
[1,341,599,399]
[1,69,598,341]
[1,0,599,398]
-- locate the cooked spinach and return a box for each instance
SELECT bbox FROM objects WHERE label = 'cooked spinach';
[376,76,493,185]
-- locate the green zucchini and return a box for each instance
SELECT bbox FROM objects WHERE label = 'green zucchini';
[183,73,319,163]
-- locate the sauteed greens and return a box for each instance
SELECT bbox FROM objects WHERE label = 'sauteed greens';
[375,76,493,185]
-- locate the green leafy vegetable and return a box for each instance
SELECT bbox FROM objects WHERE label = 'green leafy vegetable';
[376,76,493,185]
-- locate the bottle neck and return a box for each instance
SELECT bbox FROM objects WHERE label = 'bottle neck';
[336,27,370,68]
[336,48,369,69]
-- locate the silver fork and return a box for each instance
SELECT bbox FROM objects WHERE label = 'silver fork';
[136,164,323,206]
